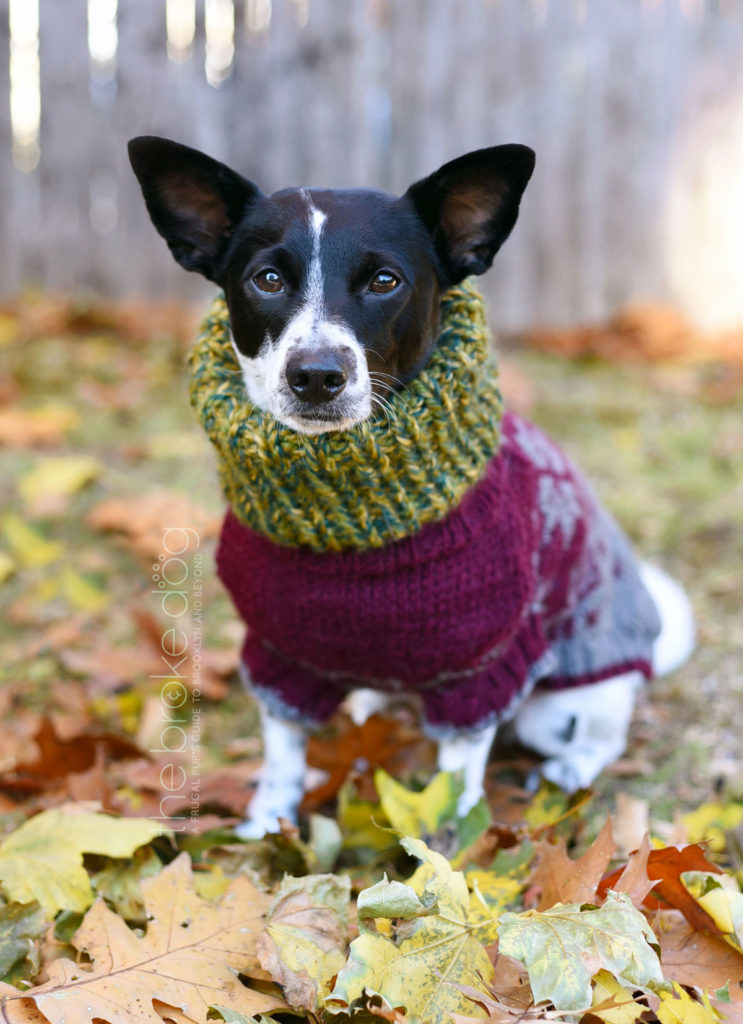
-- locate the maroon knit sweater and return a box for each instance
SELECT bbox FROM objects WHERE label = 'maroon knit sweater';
[216,412,661,733]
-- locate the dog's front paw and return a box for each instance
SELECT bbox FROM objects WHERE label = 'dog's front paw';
[234,781,301,839]
[234,812,284,839]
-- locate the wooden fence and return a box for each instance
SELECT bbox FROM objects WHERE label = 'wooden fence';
[1,0,743,330]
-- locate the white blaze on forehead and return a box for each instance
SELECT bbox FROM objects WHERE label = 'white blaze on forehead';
[229,189,372,434]
[303,189,327,313]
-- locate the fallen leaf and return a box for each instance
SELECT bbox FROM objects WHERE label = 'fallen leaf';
[657,981,723,1024]
[87,492,219,561]
[683,803,743,854]
[613,794,650,855]
[375,768,490,851]
[0,854,287,1024]
[599,845,724,935]
[527,818,615,910]
[590,969,646,1024]
[498,892,663,1012]
[0,404,79,449]
[19,455,102,514]
[0,808,163,915]
[607,834,657,908]
[2,516,63,568]
[0,902,46,986]
[304,714,435,809]
[328,835,496,1024]
[681,872,743,952]
[656,910,743,996]
[257,873,350,1010]
[1,718,143,786]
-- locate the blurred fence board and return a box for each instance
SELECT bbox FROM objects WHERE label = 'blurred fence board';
[1,0,742,330]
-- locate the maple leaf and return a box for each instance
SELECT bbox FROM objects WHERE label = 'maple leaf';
[599,844,724,935]
[607,833,657,908]
[303,715,435,810]
[0,854,287,1024]
[327,835,496,1024]
[498,891,663,1012]
[526,818,615,910]
[257,873,350,1010]
[0,808,162,916]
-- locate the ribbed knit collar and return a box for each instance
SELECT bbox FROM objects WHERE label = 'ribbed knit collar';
[189,279,503,552]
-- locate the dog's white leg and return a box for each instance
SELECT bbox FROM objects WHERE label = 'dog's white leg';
[345,687,394,726]
[234,701,308,839]
[640,562,695,676]
[436,723,497,815]
[513,672,642,792]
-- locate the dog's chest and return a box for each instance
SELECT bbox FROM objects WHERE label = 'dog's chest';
[216,413,597,690]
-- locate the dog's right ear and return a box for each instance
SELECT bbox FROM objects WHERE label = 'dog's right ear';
[128,136,262,282]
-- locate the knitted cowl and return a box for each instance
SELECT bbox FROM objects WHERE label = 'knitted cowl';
[189,280,502,552]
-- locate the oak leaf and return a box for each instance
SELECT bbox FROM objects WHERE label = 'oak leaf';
[304,714,435,809]
[0,854,286,1024]
[599,845,723,935]
[527,818,615,910]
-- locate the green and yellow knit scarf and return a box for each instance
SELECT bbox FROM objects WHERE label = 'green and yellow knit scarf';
[189,279,502,552]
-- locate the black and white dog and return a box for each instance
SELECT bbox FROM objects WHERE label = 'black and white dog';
[129,137,694,836]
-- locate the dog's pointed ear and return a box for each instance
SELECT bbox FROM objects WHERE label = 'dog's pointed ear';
[128,136,262,282]
[405,144,535,285]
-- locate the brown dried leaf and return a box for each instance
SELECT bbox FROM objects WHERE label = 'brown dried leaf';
[606,834,656,908]
[527,818,615,910]
[87,492,220,561]
[599,844,724,935]
[655,909,743,997]
[0,854,286,1024]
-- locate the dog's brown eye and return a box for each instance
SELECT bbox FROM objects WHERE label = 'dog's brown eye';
[254,269,284,293]
[369,271,400,294]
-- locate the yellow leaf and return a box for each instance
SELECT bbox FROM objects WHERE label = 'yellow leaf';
[337,784,391,853]
[374,769,459,838]
[591,969,645,1024]
[683,803,743,853]
[0,312,18,345]
[0,854,287,1024]
[466,869,521,944]
[258,873,350,1010]
[58,567,109,612]
[19,455,102,507]
[3,515,63,567]
[682,871,743,952]
[657,982,722,1024]
[328,835,495,1024]
[0,552,15,583]
[0,808,164,916]
[193,865,232,902]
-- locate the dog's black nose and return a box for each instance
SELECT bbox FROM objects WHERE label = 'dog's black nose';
[285,347,352,404]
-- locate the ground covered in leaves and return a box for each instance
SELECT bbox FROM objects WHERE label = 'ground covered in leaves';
[0,294,742,1023]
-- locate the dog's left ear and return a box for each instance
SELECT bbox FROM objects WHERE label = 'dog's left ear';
[405,144,535,285]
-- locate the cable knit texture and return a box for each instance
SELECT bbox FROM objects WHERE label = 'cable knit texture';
[189,280,502,551]
[191,279,661,732]
[216,412,662,732]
